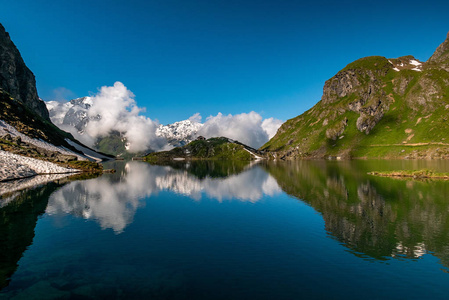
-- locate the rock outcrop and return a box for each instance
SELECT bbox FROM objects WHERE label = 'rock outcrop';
[0,23,49,120]
[428,31,449,71]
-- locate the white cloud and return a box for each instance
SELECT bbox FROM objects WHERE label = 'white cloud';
[83,82,165,152]
[197,111,283,148]
[261,117,284,140]
[47,82,283,152]
[188,112,202,123]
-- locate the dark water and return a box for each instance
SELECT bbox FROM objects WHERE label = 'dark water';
[1,160,449,299]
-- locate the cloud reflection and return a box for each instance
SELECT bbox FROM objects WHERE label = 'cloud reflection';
[46,162,281,233]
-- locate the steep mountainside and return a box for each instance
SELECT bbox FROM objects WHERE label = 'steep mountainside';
[0,24,49,120]
[146,137,262,162]
[0,23,108,178]
[263,32,449,159]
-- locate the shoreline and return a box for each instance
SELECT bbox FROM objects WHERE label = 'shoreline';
[0,171,83,183]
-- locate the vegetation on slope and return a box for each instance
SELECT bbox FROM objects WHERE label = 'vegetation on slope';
[0,90,73,147]
[0,90,105,172]
[263,34,449,160]
[146,137,254,162]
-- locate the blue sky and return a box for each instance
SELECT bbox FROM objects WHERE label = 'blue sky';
[1,0,449,124]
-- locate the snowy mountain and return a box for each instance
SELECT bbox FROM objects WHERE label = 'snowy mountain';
[46,97,204,155]
[156,119,203,147]
[46,97,133,157]
[46,97,94,134]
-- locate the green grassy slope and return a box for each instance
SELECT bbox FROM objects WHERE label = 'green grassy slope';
[262,36,449,159]
[146,137,253,161]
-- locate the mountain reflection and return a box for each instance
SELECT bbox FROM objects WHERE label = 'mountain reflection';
[0,181,67,289]
[264,160,449,268]
[46,161,282,233]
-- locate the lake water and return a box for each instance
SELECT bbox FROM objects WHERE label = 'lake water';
[1,160,449,299]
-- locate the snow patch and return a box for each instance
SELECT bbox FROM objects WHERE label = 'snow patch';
[0,150,80,182]
[410,60,422,66]
[244,148,263,160]
[65,139,110,162]
[0,119,86,160]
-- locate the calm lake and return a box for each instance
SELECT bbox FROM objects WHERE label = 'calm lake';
[1,159,449,299]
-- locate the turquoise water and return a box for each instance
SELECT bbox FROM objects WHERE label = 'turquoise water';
[1,160,449,299]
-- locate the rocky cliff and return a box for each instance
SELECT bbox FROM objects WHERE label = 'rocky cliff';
[0,23,49,120]
[0,23,111,176]
[263,31,449,159]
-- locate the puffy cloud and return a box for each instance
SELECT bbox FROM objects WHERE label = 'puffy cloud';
[47,82,166,152]
[197,112,283,148]
[84,82,165,152]
[47,82,283,152]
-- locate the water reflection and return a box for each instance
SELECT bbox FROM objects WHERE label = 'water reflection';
[0,174,74,199]
[0,182,66,289]
[2,160,449,297]
[46,161,282,233]
[264,160,449,268]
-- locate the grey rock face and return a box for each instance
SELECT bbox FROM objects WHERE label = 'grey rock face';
[428,31,449,71]
[0,23,49,120]
[355,100,387,134]
[321,71,360,104]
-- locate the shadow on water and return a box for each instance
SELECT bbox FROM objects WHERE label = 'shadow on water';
[263,160,449,268]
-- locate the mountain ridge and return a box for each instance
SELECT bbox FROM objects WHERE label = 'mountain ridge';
[46,97,204,156]
[263,31,449,160]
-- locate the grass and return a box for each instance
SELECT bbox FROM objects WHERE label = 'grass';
[146,137,253,162]
[262,52,449,159]
[65,160,103,173]
[368,169,449,179]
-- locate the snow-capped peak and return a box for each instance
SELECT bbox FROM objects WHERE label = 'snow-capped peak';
[156,119,203,147]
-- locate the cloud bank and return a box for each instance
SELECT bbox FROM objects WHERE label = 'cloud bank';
[198,112,283,148]
[47,82,283,151]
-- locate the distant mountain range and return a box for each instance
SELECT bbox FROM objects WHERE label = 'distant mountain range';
[263,31,449,159]
[46,97,204,156]
[156,119,203,148]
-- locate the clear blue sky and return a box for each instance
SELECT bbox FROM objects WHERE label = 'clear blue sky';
[1,0,449,124]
